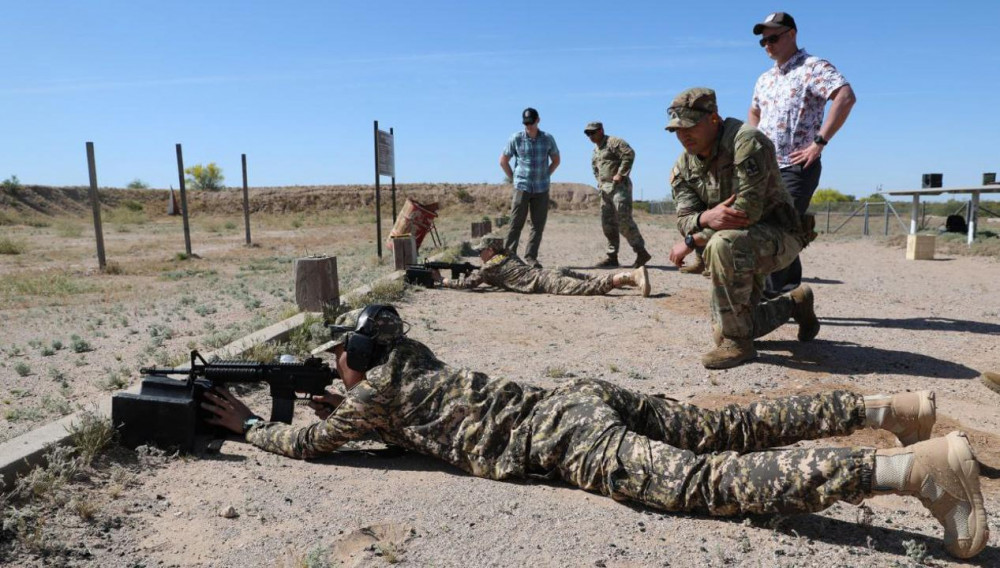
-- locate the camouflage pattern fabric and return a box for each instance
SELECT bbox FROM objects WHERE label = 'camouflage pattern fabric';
[704,224,803,339]
[247,340,874,515]
[592,135,645,256]
[443,252,615,296]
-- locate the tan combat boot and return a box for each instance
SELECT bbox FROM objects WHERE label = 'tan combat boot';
[679,254,705,275]
[873,432,988,559]
[615,267,651,297]
[980,371,1000,395]
[701,338,756,369]
[789,284,820,341]
[863,391,936,446]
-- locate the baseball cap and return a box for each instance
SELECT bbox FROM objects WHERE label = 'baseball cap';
[473,235,506,253]
[522,107,539,125]
[584,121,603,134]
[753,12,796,35]
[665,87,718,132]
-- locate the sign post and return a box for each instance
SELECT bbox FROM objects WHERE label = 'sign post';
[373,121,395,258]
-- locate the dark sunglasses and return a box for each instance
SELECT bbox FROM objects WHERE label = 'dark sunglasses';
[758,28,791,47]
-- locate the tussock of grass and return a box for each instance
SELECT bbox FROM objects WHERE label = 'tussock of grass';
[104,206,148,225]
[67,411,116,465]
[0,271,100,299]
[0,236,27,254]
[344,279,407,309]
[54,220,84,238]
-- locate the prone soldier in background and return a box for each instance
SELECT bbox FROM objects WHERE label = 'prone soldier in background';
[434,235,650,297]
[203,305,989,560]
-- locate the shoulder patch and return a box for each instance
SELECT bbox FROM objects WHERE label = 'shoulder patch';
[742,157,761,178]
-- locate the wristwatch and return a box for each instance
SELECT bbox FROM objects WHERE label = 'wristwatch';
[242,415,263,436]
[684,234,697,249]
[813,134,828,146]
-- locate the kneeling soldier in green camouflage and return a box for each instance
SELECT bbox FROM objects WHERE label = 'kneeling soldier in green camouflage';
[433,235,651,297]
[204,305,988,560]
[665,87,820,370]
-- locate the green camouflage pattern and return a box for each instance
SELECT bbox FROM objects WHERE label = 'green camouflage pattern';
[443,252,616,295]
[248,340,874,514]
[591,135,635,189]
[666,87,719,131]
[591,134,644,255]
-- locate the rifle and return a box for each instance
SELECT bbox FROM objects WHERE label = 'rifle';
[405,261,479,288]
[112,350,337,451]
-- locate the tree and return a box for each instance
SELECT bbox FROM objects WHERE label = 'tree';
[860,193,886,203]
[126,178,150,189]
[811,188,853,204]
[184,163,225,191]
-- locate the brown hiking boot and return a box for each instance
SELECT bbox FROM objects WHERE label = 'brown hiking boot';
[632,266,650,297]
[980,371,1000,395]
[595,254,620,268]
[875,432,988,559]
[631,249,652,268]
[865,391,936,446]
[701,338,756,369]
[789,284,820,341]
[679,254,705,275]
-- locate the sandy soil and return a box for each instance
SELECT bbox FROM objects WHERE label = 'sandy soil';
[3,207,1000,567]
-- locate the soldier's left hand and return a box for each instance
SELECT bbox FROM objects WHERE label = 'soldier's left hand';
[612,174,622,183]
[202,386,253,434]
[789,143,822,168]
[669,240,692,267]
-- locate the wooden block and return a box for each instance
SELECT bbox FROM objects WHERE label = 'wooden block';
[906,234,935,260]
[391,234,417,270]
[471,222,487,238]
[294,256,339,311]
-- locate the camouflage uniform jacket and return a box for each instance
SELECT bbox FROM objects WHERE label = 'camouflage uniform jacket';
[670,118,801,241]
[591,135,635,192]
[442,252,536,293]
[246,338,546,480]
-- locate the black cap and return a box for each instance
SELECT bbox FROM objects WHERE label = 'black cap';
[753,12,796,35]
[522,107,539,125]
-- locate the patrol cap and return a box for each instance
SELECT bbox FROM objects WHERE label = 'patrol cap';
[326,307,364,349]
[753,12,796,35]
[584,121,603,135]
[665,87,718,132]
[473,235,506,253]
[325,305,406,349]
[522,107,539,125]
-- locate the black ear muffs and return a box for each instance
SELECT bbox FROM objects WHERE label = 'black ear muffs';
[345,332,376,372]
[343,304,403,372]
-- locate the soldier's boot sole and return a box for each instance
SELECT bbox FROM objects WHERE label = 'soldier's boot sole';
[878,432,988,559]
[868,391,936,446]
[632,266,650,297]
[789,284,820,341]
[631,249,652,268]
[701,339,757,369]
[979,371,1000,395]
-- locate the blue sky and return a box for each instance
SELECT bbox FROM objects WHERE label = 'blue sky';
[3,1,999,201]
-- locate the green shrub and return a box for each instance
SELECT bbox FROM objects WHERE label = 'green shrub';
[0,237,26,254]
[125,179,149,190]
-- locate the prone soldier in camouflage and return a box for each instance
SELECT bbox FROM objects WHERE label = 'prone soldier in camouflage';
[202,306,988,559]
[665,87,820,369]
[432,235,650,297]
[585,122,651,269]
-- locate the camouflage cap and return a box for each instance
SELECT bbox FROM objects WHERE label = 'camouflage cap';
[326,307,364,348]
[473,235,506,253]
[665,87,718,132]
[584,121,603,134]
[325,305,406,349]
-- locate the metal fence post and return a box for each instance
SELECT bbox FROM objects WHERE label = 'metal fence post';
[826,202,831,233]
[863,202,870,236]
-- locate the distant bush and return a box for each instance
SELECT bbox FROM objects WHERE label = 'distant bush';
[812,188,854,204]
[121,199,144,211]
[2,174,21,193]
[0,237,26,255]
[126,178,150,189]
[185,163,225,191]
[633,201,651,213]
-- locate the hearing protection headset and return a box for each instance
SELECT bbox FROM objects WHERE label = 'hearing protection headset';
[328,304,406,372]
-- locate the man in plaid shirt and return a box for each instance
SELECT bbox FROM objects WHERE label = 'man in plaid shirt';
[499,107,561,268]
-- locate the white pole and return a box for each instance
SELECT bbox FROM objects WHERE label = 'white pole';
[910,195,919,234]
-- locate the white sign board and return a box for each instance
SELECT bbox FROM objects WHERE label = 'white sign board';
[377,130,394,177]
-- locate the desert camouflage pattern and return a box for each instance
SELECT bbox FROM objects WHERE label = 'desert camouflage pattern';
[670,118,811,339]
[592,135,645,256]
[248,340,874,514]
[443,252,616,295]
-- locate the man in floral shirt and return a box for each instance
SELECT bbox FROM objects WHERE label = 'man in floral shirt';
[749,12,856,296]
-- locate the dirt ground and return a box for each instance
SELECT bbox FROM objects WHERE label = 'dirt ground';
[2,197,1000,567]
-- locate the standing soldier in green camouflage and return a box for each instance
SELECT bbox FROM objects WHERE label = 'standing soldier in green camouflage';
[434,235,650,297]
[665,87,820,369]
[204,305,989,560]
[585,122,651,268]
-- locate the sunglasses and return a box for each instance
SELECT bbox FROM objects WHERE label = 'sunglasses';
[758,28,791,47]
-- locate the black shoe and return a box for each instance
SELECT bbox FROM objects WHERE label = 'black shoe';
[631,249,652,268]
[525,258,543,269]
[595,255,620,268]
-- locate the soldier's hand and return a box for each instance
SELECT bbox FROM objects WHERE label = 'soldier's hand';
[612,173,623,183]
[308,391,344,420]
[202,386,253,434]
[430,269,443,283]
[669,240,692,267]
[701,194,749,230]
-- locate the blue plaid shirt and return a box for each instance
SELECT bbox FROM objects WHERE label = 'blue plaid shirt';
[503,130,559,193]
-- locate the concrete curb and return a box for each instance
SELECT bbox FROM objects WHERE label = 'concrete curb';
[0,265,419,490]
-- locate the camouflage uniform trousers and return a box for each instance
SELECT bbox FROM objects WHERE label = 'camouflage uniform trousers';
[703,223,803,340]
[600,180,646,256]
[527,381,874,515]
[523,267,616,295]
